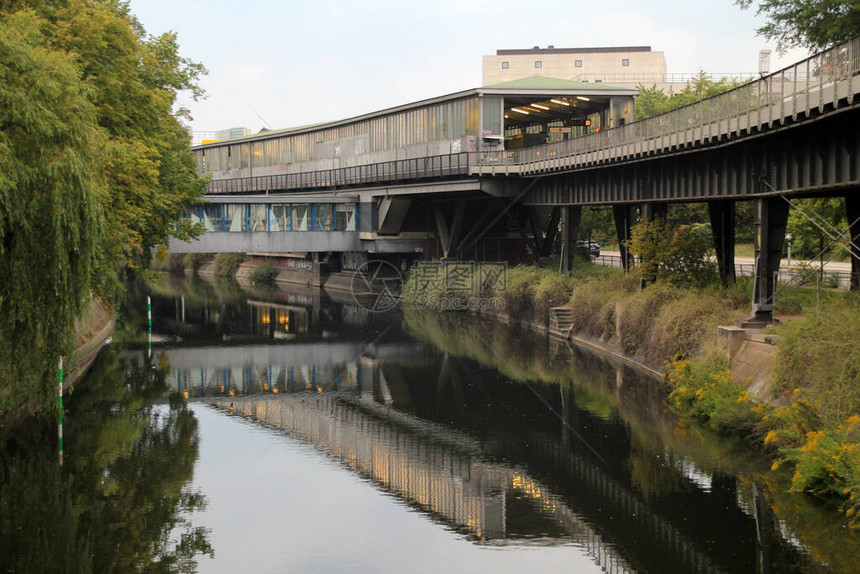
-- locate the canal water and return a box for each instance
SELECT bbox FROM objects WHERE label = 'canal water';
[1,273,858,573]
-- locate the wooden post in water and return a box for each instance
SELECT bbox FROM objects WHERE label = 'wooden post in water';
[58,355,64,465]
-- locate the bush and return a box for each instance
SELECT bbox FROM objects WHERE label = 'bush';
[668,358,763,434]
[628,218,718,288]
[213,253,244,277]
[248,264,278,285]
[772,297,860,422]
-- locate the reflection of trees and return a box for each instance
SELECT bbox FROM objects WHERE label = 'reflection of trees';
[0,349,212,573]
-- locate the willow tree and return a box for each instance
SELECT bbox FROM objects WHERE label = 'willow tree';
[0,1,207,418]
[0,9,106,417]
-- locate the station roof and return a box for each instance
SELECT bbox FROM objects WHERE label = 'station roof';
[194,77,636,149]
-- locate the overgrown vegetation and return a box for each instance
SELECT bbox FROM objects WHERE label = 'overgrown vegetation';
[665,295,860,526]
[0,2,206,419]
[213,254,244,278]
[635,72,745,120]
[248,264,278,286]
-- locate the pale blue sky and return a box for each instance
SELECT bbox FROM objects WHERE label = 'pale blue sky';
[127,0,808,136]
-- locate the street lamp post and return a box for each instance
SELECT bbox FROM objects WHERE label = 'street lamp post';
[786,233,793,265]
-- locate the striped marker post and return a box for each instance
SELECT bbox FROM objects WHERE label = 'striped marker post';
[58,355,64,465]
[147,295,152,358]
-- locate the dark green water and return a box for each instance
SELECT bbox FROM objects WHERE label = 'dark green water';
[1,273,857,573]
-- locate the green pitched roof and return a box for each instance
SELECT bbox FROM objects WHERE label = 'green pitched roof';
[483,75,629,91]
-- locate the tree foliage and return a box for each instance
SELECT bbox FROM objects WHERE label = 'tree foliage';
[0,1,207,418]
[635,72,745,120]
[628,218,719,288]
[785,197,847,260]
[736,0,860,52]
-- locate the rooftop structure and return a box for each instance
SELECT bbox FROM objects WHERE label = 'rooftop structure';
[192,78,637,180]
[483,45,667,87]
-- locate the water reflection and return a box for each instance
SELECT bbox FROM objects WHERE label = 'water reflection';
[6,272,856,573]
[0,349,211,572]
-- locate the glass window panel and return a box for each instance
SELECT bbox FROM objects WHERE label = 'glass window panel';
[270,204,291,231]
[293,204,311,231]
[225,204,245,232]
[482,96,503,135]
[248,204,267,231]
[202,204,223,232]
[314,204,333,231]
[336,204,357,231]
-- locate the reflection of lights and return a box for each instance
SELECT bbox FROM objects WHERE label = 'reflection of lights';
[305,382,312,390]
[316,386,323,394]
[228,388,235,396]
[183,391,189,399]
[272,387,279,394]
[263,383,269,391]
[261,315,270,324]
[220,385,225,393]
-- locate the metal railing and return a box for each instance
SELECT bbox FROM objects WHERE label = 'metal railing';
[203,38,860,194]
[485,37,860,175]
[206,152,471,194]
[572,72,758,84]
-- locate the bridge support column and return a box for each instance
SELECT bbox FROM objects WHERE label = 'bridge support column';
[561,205,582,273]
[613,204,636,272]
[708,200,737,287]
[847,192,860,291]
[639,203,667,286]
[750,198,789,322]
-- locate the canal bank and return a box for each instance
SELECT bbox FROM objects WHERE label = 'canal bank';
[402,262,860,527]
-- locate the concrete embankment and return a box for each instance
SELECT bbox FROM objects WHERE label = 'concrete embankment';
[66,297,115,389]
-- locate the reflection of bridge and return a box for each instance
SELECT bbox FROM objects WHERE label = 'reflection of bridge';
[173,40,860,314]
[213,391,759,573]
[153,341,424,399]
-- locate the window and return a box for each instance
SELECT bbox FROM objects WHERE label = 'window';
[202,204,223,232]
[314,204,333,231]
[501,61,509,69]
[248,204,267,232]
[225,204,244,232]
[292,204,311,231]
[534,60,542,68]
[622,58,630,67]
[575,59,582,68]
[336,204,357,231]
[270,204,291,231]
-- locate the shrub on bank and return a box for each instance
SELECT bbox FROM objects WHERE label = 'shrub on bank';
[248,264,278,286]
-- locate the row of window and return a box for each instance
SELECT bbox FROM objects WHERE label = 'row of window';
[197,96,485,173]
[182,203,358,232]
[501,59,630,69]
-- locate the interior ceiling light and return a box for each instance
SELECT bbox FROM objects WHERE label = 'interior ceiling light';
[531,103,550,110]
[550,99,570,106]
[511,108,530,115]
[576,96,590,102]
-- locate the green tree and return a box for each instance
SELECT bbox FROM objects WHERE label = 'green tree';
[629,218,718,287]
[51,0,207,272]
[0,1,207,418]
[0,9,107,416]
[785,197,847,260]
[736,0,860,52]
[635,72,744,120]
